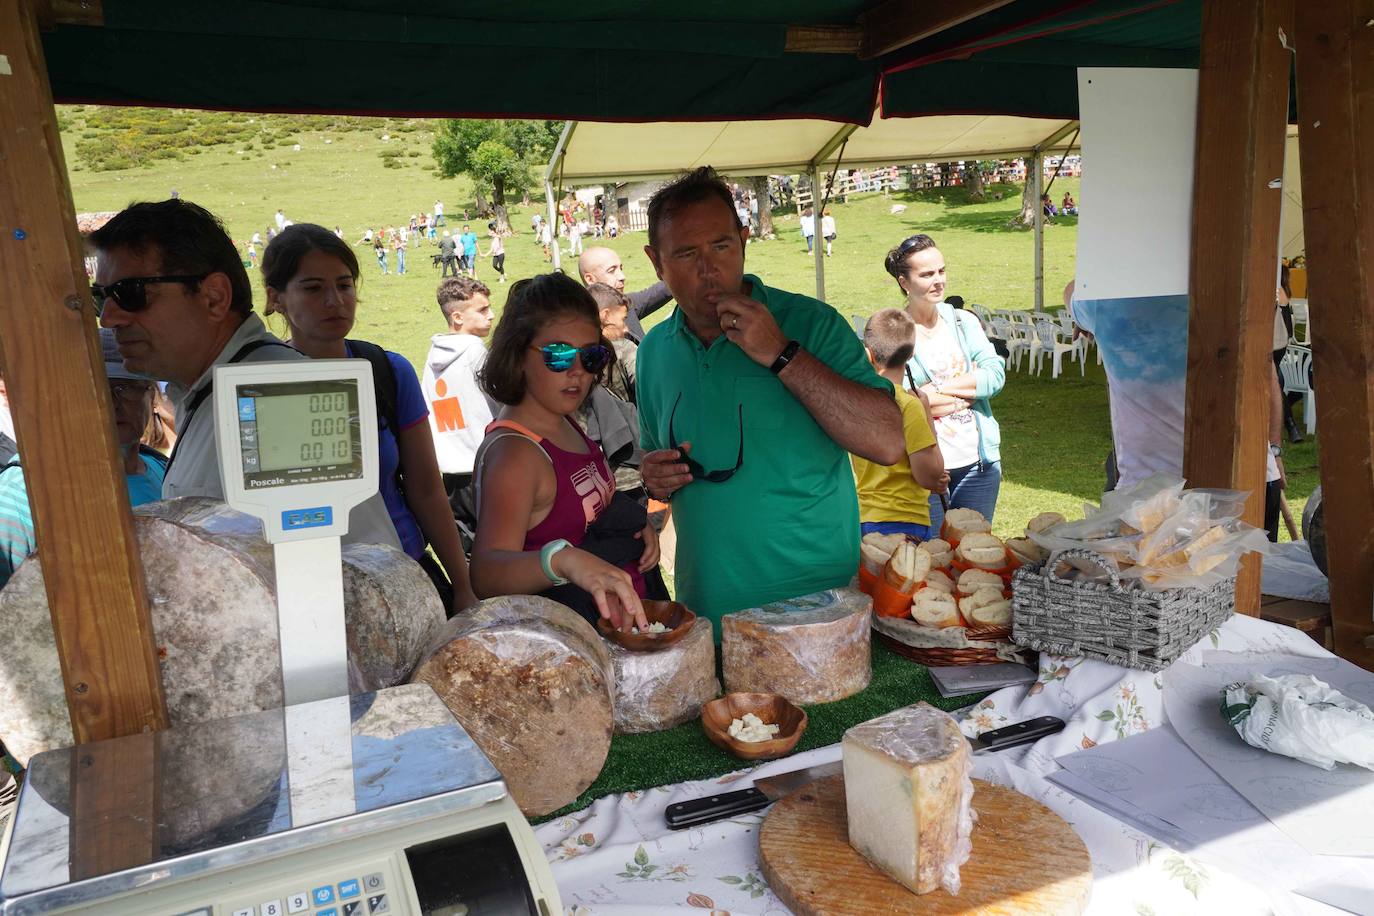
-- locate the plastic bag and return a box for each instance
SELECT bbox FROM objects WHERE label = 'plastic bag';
[1122,517,1270,589]
[1222,674,1374,771]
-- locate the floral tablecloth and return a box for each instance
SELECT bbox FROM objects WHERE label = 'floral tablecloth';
[536,615,1357,915]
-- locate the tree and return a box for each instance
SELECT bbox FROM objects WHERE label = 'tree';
[962,159,999,202]
[1009,157,1040,229]
[748,175,775,239]
[432,119,563,232]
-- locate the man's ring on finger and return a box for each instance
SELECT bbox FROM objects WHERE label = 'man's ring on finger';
[731,315,739,329]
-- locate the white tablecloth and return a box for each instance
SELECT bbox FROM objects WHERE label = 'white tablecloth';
[537,615,1369,915]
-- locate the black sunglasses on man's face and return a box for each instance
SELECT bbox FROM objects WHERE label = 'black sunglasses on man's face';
[90,274,206,314]
[668,392,744,483]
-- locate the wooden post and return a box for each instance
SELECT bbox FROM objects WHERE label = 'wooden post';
[0,0,168,740]
[1294,0,1374,668]
[1182,0,1293,619]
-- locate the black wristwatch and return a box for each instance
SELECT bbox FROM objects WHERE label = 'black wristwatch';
[770,339,801,375]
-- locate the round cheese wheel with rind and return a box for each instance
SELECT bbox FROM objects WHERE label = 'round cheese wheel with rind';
[608,618,719,734]
[408,596,613,816]
[722,588,872,705]
[0,498,443,766]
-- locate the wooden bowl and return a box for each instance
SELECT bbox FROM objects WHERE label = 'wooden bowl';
[701,693,808,761]
[597,600,696,652]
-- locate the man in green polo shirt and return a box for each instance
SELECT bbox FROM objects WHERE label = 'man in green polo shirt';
[638,167,904,635]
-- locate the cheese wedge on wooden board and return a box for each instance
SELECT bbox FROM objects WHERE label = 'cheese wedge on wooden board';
[722,588,871,705]
[842,702,975,895]
[608,615,719,734]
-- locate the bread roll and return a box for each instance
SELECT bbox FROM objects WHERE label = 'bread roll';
[960,587,1012,627]
[911,591,961,628]
[917,538,953,569]
[943,508,991,541]
[883,541,931,592]
[956,567,1003,595]
[860,532,906,575]
[923,569,955,594]
[955,532,1007,570]
[1005,536,1045,565]
[1025,512,1066,536]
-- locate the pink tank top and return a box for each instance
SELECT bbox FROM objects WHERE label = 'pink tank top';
[486,419,645,594]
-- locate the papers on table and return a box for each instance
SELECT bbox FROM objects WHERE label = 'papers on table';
[1164,651,1374,858]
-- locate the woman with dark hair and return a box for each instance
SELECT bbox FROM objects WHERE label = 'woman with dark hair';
[469,272,654,631]
[884,234,1007,530]
[262,223,476,614]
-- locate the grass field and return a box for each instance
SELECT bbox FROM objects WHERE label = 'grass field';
[62,107,1320,539]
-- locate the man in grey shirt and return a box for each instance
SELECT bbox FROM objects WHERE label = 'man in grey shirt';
[578,246,673,343]
[93,199,399,549]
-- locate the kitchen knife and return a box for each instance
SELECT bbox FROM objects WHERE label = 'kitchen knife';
[665,761,841,830]
[665,716,1067,830]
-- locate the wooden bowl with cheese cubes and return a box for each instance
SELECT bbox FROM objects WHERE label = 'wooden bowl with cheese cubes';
[597,600,696,652]
[701,693,808,760]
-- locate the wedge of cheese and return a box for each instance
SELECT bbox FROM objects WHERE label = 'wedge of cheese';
[842,703,975,896]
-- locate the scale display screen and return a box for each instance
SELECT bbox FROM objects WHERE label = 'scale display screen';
[235,380,364,489]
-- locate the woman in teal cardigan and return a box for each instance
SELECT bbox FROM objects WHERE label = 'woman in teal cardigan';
[885,234,1006,529]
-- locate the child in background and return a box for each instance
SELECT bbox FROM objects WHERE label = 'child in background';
[852,308,949,539]
[423,277,497,525]
[469,273,658,630]
[586,283,637,404]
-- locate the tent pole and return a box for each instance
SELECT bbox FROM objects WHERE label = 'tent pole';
[547,177,560,270]
[0,0,168,745]
[1032,150,1044,311]
[811,166,826,301]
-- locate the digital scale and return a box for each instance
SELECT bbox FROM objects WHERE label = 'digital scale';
[0,360,561,915]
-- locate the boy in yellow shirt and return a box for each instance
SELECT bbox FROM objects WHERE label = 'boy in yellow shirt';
[853,309,950,539]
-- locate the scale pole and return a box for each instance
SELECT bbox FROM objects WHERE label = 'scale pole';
[273,537,350,706]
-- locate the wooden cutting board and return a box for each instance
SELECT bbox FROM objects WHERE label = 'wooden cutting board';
[759,776,1091,915]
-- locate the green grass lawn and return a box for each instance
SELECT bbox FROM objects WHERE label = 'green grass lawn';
[62,107,1319,539]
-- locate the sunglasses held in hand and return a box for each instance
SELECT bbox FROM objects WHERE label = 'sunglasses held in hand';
[668,392,744,483]
[531,342,612,373]
[90,274,207,314]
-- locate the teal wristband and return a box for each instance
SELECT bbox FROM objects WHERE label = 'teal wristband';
[540,538,572,585]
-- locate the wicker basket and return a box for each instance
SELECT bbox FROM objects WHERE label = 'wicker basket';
[1010,547,1235,672]
[876,625,1014,666]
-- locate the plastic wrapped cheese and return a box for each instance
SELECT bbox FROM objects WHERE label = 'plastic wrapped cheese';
[721,588,871,705]
[0,498,443,766]
[409,596,613,816]
[842,702,975,895]
[608,616,719,734]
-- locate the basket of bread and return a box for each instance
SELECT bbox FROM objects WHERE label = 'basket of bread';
[1009,475,1270,672]
[857,515,1029,666]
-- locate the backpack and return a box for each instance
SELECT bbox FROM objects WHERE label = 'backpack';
[346,339,404,496]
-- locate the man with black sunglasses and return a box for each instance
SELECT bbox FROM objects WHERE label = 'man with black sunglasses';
[91,198,400,550]
[637,167,904,637]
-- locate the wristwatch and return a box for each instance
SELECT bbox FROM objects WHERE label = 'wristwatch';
[770,339,801,375]
[540,538,573,585]
[1269,443,1283,457]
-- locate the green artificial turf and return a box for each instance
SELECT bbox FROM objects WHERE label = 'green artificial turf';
[539,640,983,821]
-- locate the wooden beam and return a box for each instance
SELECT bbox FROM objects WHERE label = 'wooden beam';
[858,0,1017,60]
[0,0,167,740]
[36,0,102,29]
[1182,0,1293,618]
[784,25,863,54]
[1294,0,1374,669]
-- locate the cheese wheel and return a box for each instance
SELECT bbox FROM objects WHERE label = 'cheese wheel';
[917,538,954,569]
[0,498,443,767]
[956,567,1004,595]
[959,587,1013,627]
[1025,511,1067,536]
[410,596,613,816]
[607,617,719,734]
[922,569,955,594]
[1005,536,1045,565]
[943,507,991,541]
[842,703,975,895]
[955,532,1007,569]
[722,588,872,705]
[911,590,960,629]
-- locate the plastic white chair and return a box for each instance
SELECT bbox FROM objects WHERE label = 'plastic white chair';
[1279,345,1316,435]
[1032,316,1081,378]
[1290,299,1310,345]
[990,316,1033,371]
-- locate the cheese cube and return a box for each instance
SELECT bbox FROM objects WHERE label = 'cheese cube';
[842,703,975,895]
